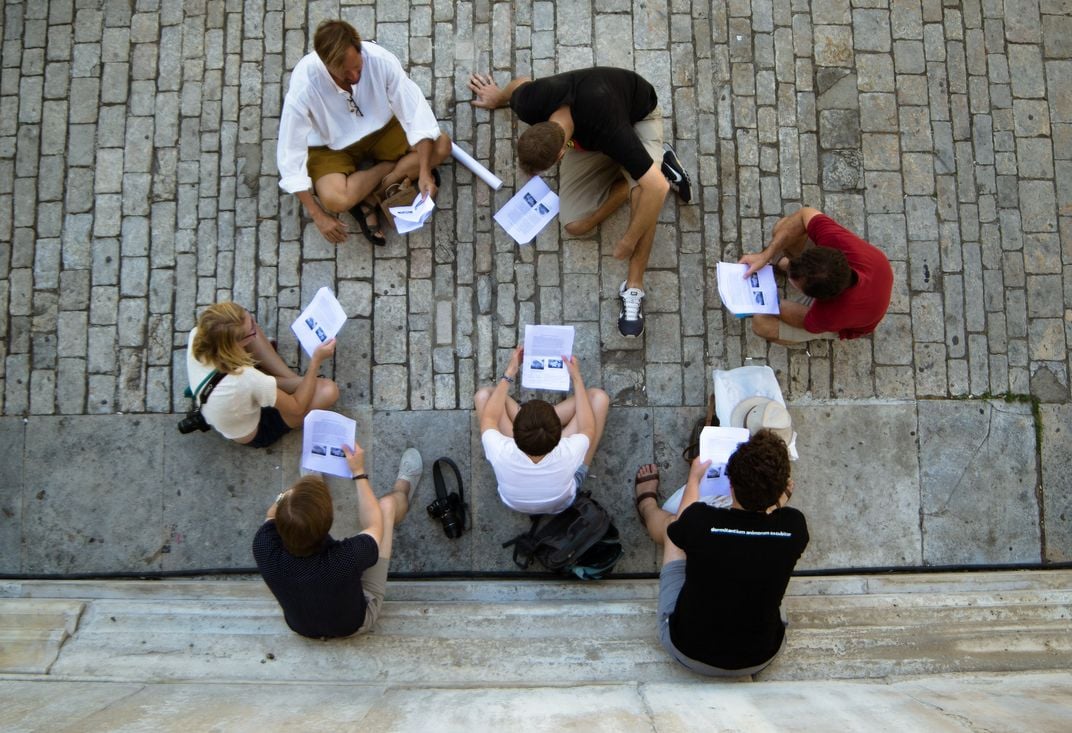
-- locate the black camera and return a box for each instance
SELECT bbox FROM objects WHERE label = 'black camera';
[177,408,212,434]
[427,457,467,539]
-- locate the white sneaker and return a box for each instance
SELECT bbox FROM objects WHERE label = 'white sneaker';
[396,448,423,493]
[617,281,646,337]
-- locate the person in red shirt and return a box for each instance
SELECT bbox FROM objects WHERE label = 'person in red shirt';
[740,207,893,344]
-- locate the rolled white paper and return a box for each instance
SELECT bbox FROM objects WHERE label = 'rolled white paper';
[451,141,504,190]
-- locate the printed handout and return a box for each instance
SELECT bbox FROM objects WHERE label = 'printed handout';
[389,191,436,234]
[522,324,574,391]
[716,262,780,315]
[291,287,347,357]
[661,426,750,514]
[301,410,357,478]
[494,176,560,245]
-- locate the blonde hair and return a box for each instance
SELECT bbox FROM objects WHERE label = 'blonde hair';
[192,302,257,374]
[314,20,362,71]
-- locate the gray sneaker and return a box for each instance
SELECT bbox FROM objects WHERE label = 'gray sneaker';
[396,448,424,492]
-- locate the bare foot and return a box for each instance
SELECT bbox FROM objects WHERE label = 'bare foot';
[634,463,661,524]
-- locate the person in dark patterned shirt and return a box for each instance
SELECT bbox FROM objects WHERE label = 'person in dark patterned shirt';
[252,443,423,638]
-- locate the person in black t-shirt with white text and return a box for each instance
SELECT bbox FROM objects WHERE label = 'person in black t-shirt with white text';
[469,67,692,338]
[634,430,808,676]
[252,442,423,639]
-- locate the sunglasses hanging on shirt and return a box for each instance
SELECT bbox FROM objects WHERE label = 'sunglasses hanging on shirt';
[347,92,363,117]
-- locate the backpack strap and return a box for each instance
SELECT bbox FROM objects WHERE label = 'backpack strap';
[502,514,542,569]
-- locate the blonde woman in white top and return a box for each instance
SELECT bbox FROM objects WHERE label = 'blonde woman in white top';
[186,302,339,448]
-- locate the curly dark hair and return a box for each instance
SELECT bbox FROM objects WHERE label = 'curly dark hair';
[788,247,855,299]
[725,429,790,511]
[513,399,562,456]
[517,122,566,175]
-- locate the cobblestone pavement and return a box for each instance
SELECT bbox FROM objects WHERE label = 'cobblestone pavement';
[0,1,1069,573]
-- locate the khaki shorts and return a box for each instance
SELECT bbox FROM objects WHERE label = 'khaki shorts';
[306,117,410,184]
[777,287,838,343]
[559,108,664,225]
[353,554,390,635]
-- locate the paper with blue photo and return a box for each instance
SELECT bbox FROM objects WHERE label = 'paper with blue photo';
[661,426,750,514]
[716,262,780,315]
[494,176,560,245]
[302,410,357,478]
[389,191,436,234]
[522,324,574,391]
[291,287,347,357]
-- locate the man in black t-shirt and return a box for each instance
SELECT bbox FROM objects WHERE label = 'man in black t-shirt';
[469,67,691,338]
[252,443,423,638]
[633,430,809,676]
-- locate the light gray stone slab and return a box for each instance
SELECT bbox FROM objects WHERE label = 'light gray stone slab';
[20,416,166,573]
[1039,405,1072,563]
[919,400,1041,565]
[374,409,474,573]
[790,402,923,569]
[0,419,25,572]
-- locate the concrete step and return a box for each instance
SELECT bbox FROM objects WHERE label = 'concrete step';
[1,570,1070,686]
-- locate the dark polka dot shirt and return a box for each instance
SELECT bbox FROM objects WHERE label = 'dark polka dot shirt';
[252,520,379,638]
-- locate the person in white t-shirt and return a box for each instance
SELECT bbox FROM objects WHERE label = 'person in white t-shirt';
[474,347,610,514]
[186,302,340,448]
[277,19,452,247]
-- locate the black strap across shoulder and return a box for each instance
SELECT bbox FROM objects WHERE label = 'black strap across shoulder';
[197,370,227,405]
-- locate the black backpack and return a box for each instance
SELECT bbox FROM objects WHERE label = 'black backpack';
[502,492,623,580]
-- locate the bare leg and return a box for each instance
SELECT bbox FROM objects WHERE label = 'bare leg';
[280,378,340,429]
[634,464,687,565]
[561,388,611,465]
[619,185,659,289]
[245,320,300,382]
[314,162,396,214]
[564,177,631,237]
[375,477,412,559]
[553,396,577,426]
[474,386,521,436]
[379,133,453,191]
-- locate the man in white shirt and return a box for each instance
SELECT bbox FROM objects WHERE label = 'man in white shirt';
[474,348,611,514]
[277,20,451,246]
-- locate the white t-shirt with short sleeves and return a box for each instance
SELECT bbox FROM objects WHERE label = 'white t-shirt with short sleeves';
[186,329,278,440]
[480,429,590,514]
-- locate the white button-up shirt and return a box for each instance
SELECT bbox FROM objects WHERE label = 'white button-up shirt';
[276,42,441,194]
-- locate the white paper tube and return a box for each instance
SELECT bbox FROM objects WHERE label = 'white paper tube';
[451,141,503,190]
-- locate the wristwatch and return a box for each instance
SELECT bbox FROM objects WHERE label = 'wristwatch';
[501,374,515,384]
[353,473,369,481]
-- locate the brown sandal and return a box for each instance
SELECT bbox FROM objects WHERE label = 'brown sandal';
[634,464,661,524]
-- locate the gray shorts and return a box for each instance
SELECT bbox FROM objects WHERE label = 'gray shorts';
[559,109,664,225]
[354,554,390,635]
[778,286,838,343]
[657,559,785,677]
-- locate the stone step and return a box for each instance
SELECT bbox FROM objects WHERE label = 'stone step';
[1,570,1069,687]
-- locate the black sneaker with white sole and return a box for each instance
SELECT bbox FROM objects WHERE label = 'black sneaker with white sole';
[618,281,645,337]
[661,143,692,203]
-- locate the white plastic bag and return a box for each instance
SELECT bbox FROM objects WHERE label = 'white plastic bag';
[712,366,799,461]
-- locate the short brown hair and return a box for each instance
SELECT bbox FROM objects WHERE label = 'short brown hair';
[513,399,562,456]
[191,302,257,374]
[275,476,334,557]
[314,20,362,71]
[517,122,566,175]
[788,248,854,299]
[726,430,790,512]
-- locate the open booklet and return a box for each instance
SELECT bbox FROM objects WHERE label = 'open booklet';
[494,176,560,245]
[716,262,780,316]
[661,426,751,514]
[389,191,436,234]
[301,410,357,478]
[522,324,574,391]
[291,287,347,357]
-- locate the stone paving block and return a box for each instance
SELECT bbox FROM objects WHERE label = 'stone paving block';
[0,418,24,572]
[20,416,165,573]
[919,400,1041,565]
[1039,405,1072,562]
[791,403,922,569]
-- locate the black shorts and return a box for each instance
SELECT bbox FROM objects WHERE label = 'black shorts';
[245,407,292,448]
